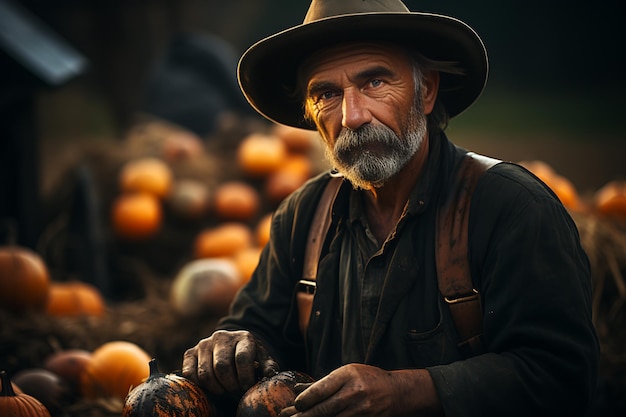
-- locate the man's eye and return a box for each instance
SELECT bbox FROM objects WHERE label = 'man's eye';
[370,79,383,88]
[318,91,336,101]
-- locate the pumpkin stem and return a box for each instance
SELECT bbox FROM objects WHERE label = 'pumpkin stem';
[147,358,164,380]
[0,370,17,397]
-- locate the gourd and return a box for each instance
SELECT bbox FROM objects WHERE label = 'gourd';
[0,370,51,417]
[122,358,214,417]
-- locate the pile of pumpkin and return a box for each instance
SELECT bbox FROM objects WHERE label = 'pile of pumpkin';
[107,120,326,318]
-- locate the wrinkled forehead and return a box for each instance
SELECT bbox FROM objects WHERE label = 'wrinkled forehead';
[297,41,413,89]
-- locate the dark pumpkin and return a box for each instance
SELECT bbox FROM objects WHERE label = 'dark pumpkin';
[122,359,214,417]
[236,371,315,417]
[0,370,51,417]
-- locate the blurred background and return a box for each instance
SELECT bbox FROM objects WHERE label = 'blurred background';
[0,1,625,416]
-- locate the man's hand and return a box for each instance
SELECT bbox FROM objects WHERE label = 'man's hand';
[279,364,442,417]
[182,330,279,396]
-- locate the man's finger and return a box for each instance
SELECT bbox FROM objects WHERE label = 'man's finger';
[256,340,280,377]
[278,405,299,417]
[234,336,259,390]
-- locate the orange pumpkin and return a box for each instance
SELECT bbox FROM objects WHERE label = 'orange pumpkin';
[0,245,50,313]
[271,124,318,154]
[0,370,51,417]
[237,133,288,177]
[123,359,214,417]
[81,341,151,400]
[233,247,263,284]
[119,157,173,198]
[194,223,253,259]
[213,181,261,222]
[255,213,273,248]
[45,281,106,317]
[519,160,581,211]
[111,193,163,239]
[593,180,626,220]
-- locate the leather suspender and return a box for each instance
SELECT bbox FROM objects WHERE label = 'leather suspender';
[435,152,499,356]
[297,152,500,356]
[297,175,344,336]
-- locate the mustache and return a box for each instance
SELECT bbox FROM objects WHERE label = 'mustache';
[334,124,399,155]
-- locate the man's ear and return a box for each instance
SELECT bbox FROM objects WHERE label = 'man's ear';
[421,71,440,115]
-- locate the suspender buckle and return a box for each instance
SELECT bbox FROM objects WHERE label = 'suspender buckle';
[444,288,479,304]
[297,279,317,295]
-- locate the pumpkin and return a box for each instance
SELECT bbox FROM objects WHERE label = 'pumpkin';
[119,157,173,198]
[170,258,242,318]
[112,192,163,239]
[237,133,288,177]
[213,181,261,222]
[255,213,273,248]
[81,341,151,400]
[236,371,315,417]
[271,124,317,154]
[194,223,253,259]
[593,180,626,220]
[167,179,212,221]
[0,245,50,313]
[518,160,581,211]
[43,349,92,391]
[45,281,105,317]
[0,370,51,417]
[11,368,71,416]
[233,247,263,284]
[123,359,214,417]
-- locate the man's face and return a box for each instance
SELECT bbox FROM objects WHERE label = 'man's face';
[302,42,428,189]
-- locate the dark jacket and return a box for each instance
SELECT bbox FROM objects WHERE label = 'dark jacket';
[219,132,599,416]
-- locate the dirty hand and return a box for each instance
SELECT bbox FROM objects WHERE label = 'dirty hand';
[182,329,279,396]
[278,364,405,417]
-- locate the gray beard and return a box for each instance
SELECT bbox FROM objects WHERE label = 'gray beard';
[325,106,427,190]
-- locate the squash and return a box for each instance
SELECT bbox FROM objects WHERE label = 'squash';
[122,358,214,417]
[0,245,50,313]
[0,370,51,417]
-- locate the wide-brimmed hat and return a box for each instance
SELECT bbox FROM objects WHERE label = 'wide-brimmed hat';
[238,0,488,130]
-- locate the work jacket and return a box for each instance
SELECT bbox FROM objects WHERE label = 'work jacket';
[219,132,599,416]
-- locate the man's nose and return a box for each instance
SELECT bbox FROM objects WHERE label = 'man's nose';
[341,89,372,130]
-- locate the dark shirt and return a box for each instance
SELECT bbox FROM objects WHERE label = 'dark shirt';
[219,131,599,416]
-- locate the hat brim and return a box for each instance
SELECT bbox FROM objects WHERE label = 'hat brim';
[238,12,488,130]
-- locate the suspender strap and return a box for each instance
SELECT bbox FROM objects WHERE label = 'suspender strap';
[435,152,499,356]
[297,175,343,336]
[298,152,499,356]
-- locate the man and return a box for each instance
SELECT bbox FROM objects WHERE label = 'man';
[182,1,599,416]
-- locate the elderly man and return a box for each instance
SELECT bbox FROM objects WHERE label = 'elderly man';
[182,1,599,416]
